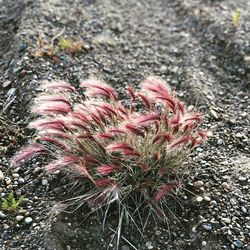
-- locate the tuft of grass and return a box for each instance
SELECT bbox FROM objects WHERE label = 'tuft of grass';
[58,38,84,54]
[232,8,241,27]
[1,192,24,212]
[11,76,206,247]
[32,32,84,58]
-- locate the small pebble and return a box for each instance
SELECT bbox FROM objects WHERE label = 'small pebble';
[204,196,211,202]
[210,109,219,119]
[193,180,204,188]
[206,131,213,139]
[217,139,224,145]
[3,223,10,229]
[16,215,24,222]
[18,178,25,185]
[5,177,11,185]
[221,218,231,224]
[24,217,33,225]
[196,196,203,202]
[238,176,247,182]
[210,200,217,206]
[221,182,230,190]
[145,241,154,249]
[0,211,6,218]
[233,240,243,248]
[0,170,4,181]
[155,230,161,236]
[203,224,212,231]
[42,179,48,186]
[121,246,130,250]
[233,227,241,236]
[12,173,19,178]
[202,241,207,246]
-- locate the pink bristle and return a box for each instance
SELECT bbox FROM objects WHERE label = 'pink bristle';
[46,156,79,172]
[123,149,140,157]
[153,132,173,144]
[29,119,66,131]
[170,135,190,149]
[74,163,95,183]
[138,93,151,110]
[106,143,134,152]
[108,127,127,135]
[35,95,71,106]
[197,130,207,140]
[96,132,114,140]
[97,165,120,175]
[42,81,76,92]
[81,79,118,100]
[38,129,70,139]
[11,145,47,167]
[31,101,71,115]
[83,156,99,165]
[127,85,136,102]
[135,113,160,126]
[154,183,177,201]
[95,178,116,187]
[38,136,67,149]
[124,124,144,137]
[184,113,202,123]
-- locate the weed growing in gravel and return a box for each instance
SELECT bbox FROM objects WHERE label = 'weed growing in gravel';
[232,8,241,27]
[1,192,24,212]
[11,76,206,247]
[33,34,83,58]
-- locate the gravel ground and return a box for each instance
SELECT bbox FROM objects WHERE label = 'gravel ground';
[0,0,249,249]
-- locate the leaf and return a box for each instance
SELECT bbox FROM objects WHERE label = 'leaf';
[1,198,9,209]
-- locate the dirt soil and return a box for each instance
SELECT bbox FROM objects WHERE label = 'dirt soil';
[0,0,250,249]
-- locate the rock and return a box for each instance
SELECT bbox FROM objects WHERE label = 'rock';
[155,230,161,236]
[145,241,154,249]
[160,65,167,73]
[241,207,247,214]
[207,131,213,137]
[0,211,6,218]
[217,139,224,145]
[203,224,212,231]
[196,196,203,202]
[193,180,204,188]
[233,240,243,248]
[221,218,231,224]
[12,173,19,178]
[202,241,207,246]
[3,223,10,229]
[244,55,250,63]
[16,215,24,222]
[210,109,219,119]
[0,170,4,181]
[204,196,211,202]
[42,179,48,186]
[233,227,241,236]
[121,246,130,250]
[5,177,11,185]
[221,182,230,190]
[210,200,217,206]
[238,176,247,182]
[3,80,11,88]
[18,44,28,52]
[24,217,33,225]
[18,178,25,185]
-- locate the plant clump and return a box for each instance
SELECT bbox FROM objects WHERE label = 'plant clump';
[1,192,24,212]
[11,76,206,224]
